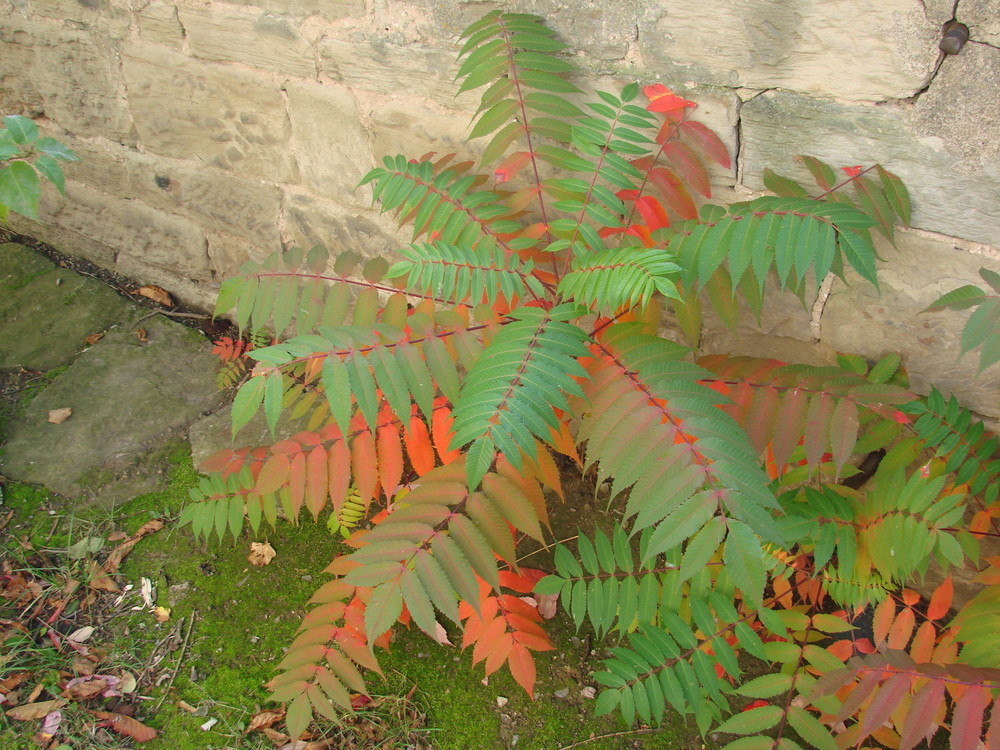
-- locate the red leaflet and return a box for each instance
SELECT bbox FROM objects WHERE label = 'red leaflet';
[288,449,306,518]
[842,165,863,177]
[403,415,436,476]
[328,437,351,516]
[927,576,953,621]
[495,151,531,184]
[643,83,696,115]
[506,643,537,698]
[351,429,377,510]
[253,453,291,498]
[377,420,403,498]
[305,445,328,520]
[952,685,989,750]
[663,142,711,198]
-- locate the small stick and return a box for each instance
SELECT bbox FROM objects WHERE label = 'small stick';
[556,727,663,749]
[153,611,196,712]
[135,309,213,325]
[810,272,835,340]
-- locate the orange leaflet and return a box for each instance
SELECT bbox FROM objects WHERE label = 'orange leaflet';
[926,576,953,621]
[377,419,403,497]
[643,83,696,115]
[403,415,436,476]
[431,401,462,464]
[506,643,537,697]
[351,429,377,510]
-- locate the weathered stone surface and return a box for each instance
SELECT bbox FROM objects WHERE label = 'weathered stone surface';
[225,0,364,20]
[964,0,1000,46]
[282,192,402,261]
[30,0,132,36]
[136,1,185,48]
[122,44,299,183]
[24,183,210,289]
[0,313,222,504]
[21,23,134,141]
[638,0,939,101]
[179,6,316,77]
[822,231,1000,419]
[912,41,1000,168]
[285,81,372,204]
[319,36,474,108]
[0,23,44,116]
[368,98,477,169]
[61,139,131,198]
[124,152,283,247]
[739,90,1000,248]
[0,243,135,371]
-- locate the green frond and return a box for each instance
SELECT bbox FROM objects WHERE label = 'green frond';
[451,304,590,487]
[667,197,879,297]
[558,246,681,313]
[389,240,544,306]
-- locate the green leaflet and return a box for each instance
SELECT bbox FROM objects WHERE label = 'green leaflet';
[451,304,590,487]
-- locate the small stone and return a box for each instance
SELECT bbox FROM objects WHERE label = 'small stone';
[581,686,596,699]
[554,688,569,699]
[300,574,312,581]
[496,696,508,707]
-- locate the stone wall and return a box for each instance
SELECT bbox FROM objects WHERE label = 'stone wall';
[2,0,999,414]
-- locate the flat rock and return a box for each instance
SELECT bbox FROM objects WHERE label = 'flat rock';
[0,242,136,371]
[0,310,223,505]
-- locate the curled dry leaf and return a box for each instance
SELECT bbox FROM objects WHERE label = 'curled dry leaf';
[133,328,149,342]
[62,677,109,701]
[89,710,158,742]
[154,606,171,622]
[5,699,67,721]
[248,541,276,566]
[84,333,104,346]
[136,285,174,307]
[535,593,558,620]
[85,559,120,593]
[47,408,72,424]
[246,709,285,733]
[104,519,164,574]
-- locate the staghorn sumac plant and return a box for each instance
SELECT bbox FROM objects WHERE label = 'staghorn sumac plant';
[182,11,1000,748]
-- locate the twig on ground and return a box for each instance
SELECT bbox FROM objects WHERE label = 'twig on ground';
[556,727,663,749]
[153,611,196,712]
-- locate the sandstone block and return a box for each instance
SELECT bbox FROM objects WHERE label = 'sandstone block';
[282,191,403,261]
[16,22,134,142]
[739,90,1000,248]
[30,0,131,37]
[122,45,299,183]
[61,138,131,199]
[0,23,44,115]
[638,0,938,102]
[178,6,316,78]
[136,1,185,48]
[964,0,1000,46]
[821,231,1000,419]
[285,81,372,204]
[224,0,364,20]
[29,183,210,284]
[369,99,477,169]
[124,152,283,247]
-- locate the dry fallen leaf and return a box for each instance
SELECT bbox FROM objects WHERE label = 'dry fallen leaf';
[89,710,158,741]
[62,677,109,701]
[103,519,164,574]
[133,328,149,342]
[84,333,104,346]
[5,699,67,721]
[248,541,276,567]
[154,606,171,623]
[119,671,137,695]
[246,709,285,733]
[535,593,558,620]
[137,285,174,307]
[66,626,94,644]
[85,559,120,593]
[47,408,72,424]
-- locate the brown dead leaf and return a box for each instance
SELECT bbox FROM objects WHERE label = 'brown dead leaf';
[5,699,67,721]
[263,727,290,745]
[103,519,164,574]
[106,531,127,542]
[136,285,174,307]
[47,408,72,424]
[89,710,158,741]
[62,677,108,701]
[1,573,43,603]
[246,709,285,733]
[133,328,149,342]
[72,653,100,676]
[84,333,104,346]
[85,560,120,593]
[535,592,558,620]
[154,606,171,623]
[0,671,31,693]
[248,541,276,567]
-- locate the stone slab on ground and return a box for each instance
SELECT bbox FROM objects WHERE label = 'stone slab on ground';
[0,242,137,371]
[0,244,225,505]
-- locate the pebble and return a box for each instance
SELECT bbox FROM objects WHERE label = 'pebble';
[554,688,569,699]
[580,686,596,699]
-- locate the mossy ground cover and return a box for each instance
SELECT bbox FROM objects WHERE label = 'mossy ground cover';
[2,441,705,749]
